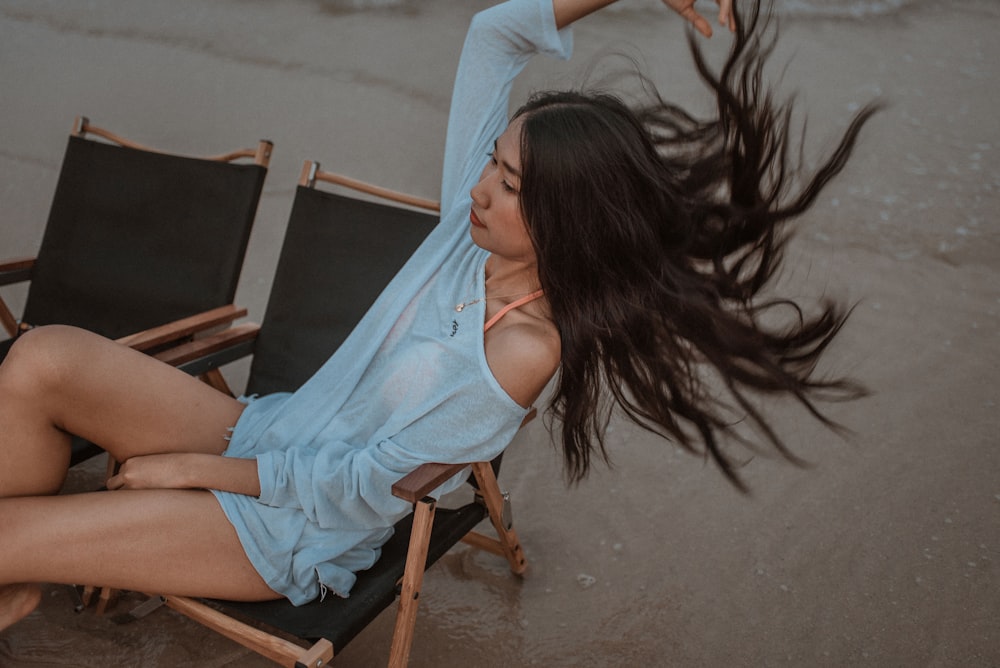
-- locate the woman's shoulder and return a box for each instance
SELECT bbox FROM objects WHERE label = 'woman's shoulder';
[484,308,560,409]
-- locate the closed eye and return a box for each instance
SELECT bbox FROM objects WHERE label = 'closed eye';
[487,149,518,194]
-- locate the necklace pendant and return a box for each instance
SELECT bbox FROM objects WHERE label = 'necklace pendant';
[456,296,482,313]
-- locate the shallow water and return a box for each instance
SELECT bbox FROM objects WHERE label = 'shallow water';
[327,0,923,19]
[775,0,915,18]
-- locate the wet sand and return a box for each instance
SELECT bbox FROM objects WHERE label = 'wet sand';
[1,0,998,665]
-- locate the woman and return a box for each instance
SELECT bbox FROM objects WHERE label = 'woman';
[0,0,875,630]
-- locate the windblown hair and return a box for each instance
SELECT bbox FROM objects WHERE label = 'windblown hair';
[513,0,878,490]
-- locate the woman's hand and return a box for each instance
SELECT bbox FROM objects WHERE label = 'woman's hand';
[106,453,194,491]
[661,0,735,37]
[553,0,733,33]
[106,452,262,496]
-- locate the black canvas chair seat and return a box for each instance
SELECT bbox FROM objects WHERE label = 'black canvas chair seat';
[214,502,487,651]
[117,163,530,668]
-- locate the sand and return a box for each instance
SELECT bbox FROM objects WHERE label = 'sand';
[1,0,998,665]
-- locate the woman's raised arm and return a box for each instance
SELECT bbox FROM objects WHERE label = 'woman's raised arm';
[552,0,734,35]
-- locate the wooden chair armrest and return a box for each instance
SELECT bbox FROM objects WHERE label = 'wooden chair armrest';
[390,409,537,504]
[115,304,247,352]
[152,322,260,367]
[0,256,35,286]
[392,462,470,504]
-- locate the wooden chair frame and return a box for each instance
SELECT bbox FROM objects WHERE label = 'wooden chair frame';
[71,115,273,166]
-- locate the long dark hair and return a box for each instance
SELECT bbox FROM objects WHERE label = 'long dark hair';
[514,0,879,491]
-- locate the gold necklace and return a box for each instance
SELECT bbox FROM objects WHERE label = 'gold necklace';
[455,290,537,313]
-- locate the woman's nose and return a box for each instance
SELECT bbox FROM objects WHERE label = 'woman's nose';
[470,183,485,207]
[470,164,491,206]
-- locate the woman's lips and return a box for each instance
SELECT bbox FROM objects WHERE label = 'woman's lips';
[470,208,486,228]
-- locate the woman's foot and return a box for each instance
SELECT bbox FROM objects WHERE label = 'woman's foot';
[0,583,42,632]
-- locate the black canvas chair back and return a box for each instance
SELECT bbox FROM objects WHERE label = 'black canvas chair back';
[245,174,438,397]
[1,117,270,357]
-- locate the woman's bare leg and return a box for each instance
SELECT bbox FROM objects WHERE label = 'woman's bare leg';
[0,325,265,630]
[0,324,246,496]
[0,488,280,631]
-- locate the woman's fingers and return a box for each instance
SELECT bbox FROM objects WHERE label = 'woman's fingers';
[681,4,714,37]
[717,0,736,32]
[662,0,737,38]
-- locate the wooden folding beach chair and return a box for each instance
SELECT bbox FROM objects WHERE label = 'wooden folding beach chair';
[119,162,530,667]
[0,116,272,464]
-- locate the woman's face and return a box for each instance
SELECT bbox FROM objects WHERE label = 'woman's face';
[469,117,536,264]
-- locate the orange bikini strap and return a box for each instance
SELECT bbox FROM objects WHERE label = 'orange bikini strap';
[483,289,545,333]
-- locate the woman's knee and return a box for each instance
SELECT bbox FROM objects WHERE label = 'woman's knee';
[1,325,93,395]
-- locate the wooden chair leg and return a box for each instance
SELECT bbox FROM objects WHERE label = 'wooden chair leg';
[388,497,436,668]
[0,296,17,337]
[78,584,117,615]
[80,585,96,608]
[199,368,233,394]
[94,586,118,615]
[466,462,527,575]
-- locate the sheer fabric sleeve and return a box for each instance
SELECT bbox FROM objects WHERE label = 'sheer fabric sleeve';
[254,387,526,529]
[439,0,573,216]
